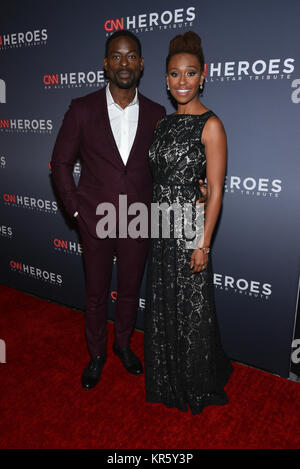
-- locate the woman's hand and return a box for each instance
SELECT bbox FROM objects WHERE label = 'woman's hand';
[196,179,208,205]
[190,249,208,273]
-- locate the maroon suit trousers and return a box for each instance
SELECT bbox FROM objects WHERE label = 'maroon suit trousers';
[78,217,149,357]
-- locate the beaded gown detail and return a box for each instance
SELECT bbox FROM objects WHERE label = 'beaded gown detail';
[144,112,233,414]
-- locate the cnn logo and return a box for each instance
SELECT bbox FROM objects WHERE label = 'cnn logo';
[0,79,6,103]
[0,339,6,363]
[104,18,124,32]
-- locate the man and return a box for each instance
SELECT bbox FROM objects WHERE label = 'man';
[51,31,166,390]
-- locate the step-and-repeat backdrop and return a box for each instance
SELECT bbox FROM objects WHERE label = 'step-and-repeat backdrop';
[1,0,299,378]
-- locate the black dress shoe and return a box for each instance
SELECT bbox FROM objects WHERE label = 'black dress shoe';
[113,345,143,375]
[81,355,106,390]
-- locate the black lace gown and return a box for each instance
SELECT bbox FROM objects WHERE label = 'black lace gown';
[144,112,233,414]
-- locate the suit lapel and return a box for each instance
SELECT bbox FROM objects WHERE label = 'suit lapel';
[125,91,144,168]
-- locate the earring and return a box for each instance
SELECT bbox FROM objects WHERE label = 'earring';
[167,84,170,90]
[199,83,203,91]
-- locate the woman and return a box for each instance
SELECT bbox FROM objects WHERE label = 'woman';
[144,31,233,414]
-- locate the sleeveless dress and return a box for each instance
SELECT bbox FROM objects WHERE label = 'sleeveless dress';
[144,111,233,414]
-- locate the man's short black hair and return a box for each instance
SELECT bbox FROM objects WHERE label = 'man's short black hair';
[105,30,142,58]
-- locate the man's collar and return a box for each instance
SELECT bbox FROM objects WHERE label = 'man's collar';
[106,83,138,108]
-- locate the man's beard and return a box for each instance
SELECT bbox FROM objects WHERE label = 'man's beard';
[111,69,137,89]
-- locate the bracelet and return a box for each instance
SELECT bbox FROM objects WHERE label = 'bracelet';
[197,247,210,254]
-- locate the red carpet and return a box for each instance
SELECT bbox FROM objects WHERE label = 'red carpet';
[0,284,300,449]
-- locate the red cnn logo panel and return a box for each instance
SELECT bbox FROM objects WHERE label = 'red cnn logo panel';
[43,74,59,85]
[0,120,9,128]
[104,18,124,32]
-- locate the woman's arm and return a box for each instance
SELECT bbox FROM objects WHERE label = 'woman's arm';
[199,116,227,247]
[190,116,227,272]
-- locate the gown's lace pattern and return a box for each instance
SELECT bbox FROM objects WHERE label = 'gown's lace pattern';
[144,112,233,414]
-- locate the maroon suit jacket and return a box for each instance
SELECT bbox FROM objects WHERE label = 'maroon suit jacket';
[51,87,166,238]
